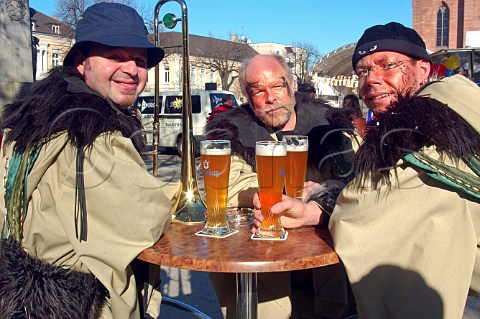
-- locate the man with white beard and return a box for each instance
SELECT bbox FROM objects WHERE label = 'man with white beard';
[205,54,357,319]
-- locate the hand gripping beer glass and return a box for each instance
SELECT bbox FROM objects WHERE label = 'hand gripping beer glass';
[255,141,287,238]
[200,140,232,236]
[282,135,309,199]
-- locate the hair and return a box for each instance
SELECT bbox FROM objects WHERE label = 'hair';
[342,94,362,117]
[298,83,316,94]
[342,94,359,107]
[221,96,233,103]
[238,54,293,98]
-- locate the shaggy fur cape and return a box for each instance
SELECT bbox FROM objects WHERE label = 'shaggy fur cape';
[0,66,148,317]
[0,238,107,319]
[355,95,480,186]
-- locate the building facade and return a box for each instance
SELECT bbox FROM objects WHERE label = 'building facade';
[30,8,72,80]
[413,0,480,51]
[149,32,258,101]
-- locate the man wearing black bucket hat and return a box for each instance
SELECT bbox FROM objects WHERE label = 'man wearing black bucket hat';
[0,3,174,319]
[254,22,480,318]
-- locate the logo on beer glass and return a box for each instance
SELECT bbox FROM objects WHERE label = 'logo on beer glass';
[202,160,221,177]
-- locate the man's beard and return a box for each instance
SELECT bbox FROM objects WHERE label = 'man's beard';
[254,96,295,128]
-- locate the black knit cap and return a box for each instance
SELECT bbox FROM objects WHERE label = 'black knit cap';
[352,22,431,70]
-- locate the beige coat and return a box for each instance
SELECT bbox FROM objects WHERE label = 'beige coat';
[1,132,174,319]
[330,75,480,318]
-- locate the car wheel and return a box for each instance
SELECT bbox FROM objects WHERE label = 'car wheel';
[176,136,200,157]
[176,136,183,157]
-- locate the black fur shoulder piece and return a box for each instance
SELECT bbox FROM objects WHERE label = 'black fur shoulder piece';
[1,66,145,153]
[205,105,259,169]
[325,107,356,132]
[0,237,107,318]
[354,95,480,186]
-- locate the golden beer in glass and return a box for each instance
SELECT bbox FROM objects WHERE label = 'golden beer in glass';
[255,141,287,238]
[283,135,309,199]
[200,140,231,236]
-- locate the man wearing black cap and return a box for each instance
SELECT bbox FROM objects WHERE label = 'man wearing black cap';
[0,3,173,319]
[257,22,480,318]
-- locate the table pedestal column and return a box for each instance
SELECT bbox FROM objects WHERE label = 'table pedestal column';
[236,273,258,319]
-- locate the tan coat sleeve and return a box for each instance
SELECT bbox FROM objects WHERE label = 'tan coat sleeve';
[227,155,258,208]
[329,148,480,319]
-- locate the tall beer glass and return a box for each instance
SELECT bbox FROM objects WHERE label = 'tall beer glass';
[255,141,287,238]
[200,140,231,236]
[283,135,309,199]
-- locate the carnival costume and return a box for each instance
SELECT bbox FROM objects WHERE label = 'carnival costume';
[330,75,480,318]
[0,66,172,319]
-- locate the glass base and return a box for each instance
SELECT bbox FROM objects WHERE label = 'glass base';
[256,227,285,238]
[200,225,232,237]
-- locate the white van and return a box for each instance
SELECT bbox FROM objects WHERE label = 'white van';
[135,90,238,155]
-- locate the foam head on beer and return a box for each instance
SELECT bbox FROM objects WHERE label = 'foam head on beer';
[255,142,288,157]
[200,146,231,155]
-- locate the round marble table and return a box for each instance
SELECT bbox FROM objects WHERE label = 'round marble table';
[138,222,339,319]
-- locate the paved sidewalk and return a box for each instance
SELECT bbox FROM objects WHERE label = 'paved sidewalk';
[145,153,223,319]
[159,267,223,319]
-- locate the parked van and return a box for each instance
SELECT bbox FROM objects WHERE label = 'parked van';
[135,90,238,155]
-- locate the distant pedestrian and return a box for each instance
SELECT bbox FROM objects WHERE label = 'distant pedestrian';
[207,95,235,121]
[342,94,366,137]
[297,83,316,98]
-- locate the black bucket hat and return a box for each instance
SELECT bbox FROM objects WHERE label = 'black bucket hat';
[352,22,431,69]
[64,2,164,68]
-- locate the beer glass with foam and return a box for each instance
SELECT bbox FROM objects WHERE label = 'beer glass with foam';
[200,140,231,236]
[255,141,287,238]
[282,135,309,199]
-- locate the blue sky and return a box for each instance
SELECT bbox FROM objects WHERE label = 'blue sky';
[29,0,412,55]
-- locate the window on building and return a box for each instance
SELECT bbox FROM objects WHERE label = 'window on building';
[436,2,449,47]
[200,68,205,86]
[164,64,170,83]
[52,25,60,34]
[210,69,215,82]
[191,66,196,86]
[52,51,61,67]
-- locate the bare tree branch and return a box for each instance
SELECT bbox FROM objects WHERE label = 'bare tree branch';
[290,40,322,83]
[53,0,155,33]
[53,0,90,31]
[191,38,253,91]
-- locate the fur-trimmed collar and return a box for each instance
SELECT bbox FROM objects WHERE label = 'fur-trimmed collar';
[1,66,145,153]
[354,95,480,186]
